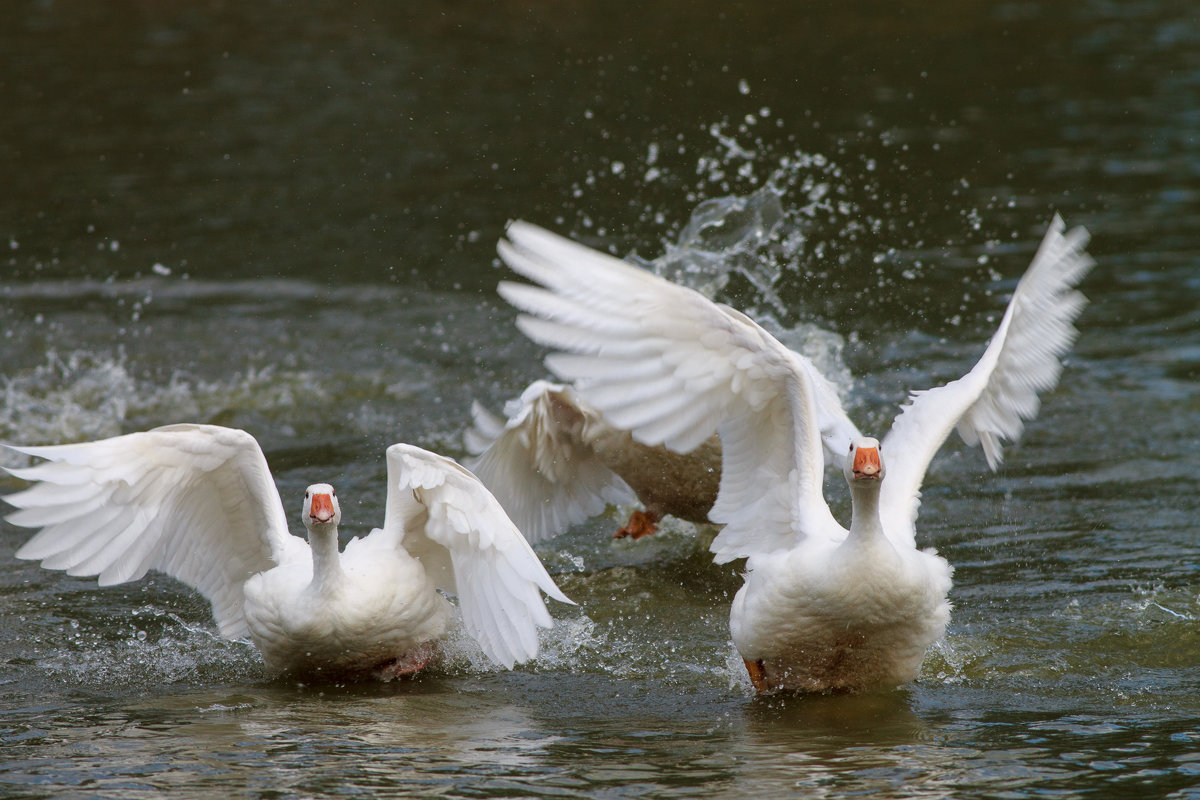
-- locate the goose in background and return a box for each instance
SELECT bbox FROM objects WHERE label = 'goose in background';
[465,368,858,543]
[3,424,572,680]
[465,379,719,541]
[495,215,1093,692]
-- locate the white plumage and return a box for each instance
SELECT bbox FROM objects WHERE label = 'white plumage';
[496,215,1093,692]
[3,424,571,679]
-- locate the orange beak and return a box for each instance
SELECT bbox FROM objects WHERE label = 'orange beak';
[852,446,881,479]
[310,493,335,523]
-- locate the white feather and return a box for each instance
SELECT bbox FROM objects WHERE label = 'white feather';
[4,424,297,639]
[383,443,573,669]
[880,215,1094,545]
[499,220,858,562]
[465,381,636,543]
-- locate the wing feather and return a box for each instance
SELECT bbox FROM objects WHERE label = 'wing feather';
[465,381,636,543]
[2,423,301,638]
[497,221,854,563]
[880,216,1094,544]
[383,443,571,668]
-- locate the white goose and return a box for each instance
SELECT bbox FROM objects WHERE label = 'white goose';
[466,373,858,542]
[2,424,571,680]
[496,216,1093,693]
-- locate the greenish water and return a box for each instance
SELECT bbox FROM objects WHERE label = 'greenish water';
[2,1,1198,798]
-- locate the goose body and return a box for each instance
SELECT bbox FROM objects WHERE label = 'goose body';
[730,439,953,692]
[496,216,1093,692]
[3,424,571,679]
[240,485,451,676]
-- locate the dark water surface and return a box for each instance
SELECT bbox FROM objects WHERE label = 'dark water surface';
[2,1,1198,798]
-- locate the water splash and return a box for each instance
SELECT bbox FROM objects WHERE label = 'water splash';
[640,184,788,305]
[435,599,744,693]
[557,113,868,400]
[34,606,261,690]
[628,184,858,400]
[0,348,355,460]
[528,614,613,674]
[0,350,136,447]
[435,604,629,677]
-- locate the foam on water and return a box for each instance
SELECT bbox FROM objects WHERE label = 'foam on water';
[0,351,137,447]
[0,349,340,459]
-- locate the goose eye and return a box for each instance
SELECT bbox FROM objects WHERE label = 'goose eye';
[848,442,855,453]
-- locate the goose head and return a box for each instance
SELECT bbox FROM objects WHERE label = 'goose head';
[845,437,884,487]
[302,483,342,531]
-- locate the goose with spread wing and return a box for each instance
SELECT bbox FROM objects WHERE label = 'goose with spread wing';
[496,216,1092,693]
[465,366,858,543]
[3,424,571,680]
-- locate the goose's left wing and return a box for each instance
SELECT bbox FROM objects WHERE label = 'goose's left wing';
[881,216,1094,543]
[382,443,572,669]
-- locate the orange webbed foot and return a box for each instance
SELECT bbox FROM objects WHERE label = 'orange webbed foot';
[374,642,439,680]
[614,509,661,539]
[744,658,769,694]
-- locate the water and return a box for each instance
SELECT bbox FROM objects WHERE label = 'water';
[2,0,1199,797]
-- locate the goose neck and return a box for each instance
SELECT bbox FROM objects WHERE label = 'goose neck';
[847,481,886,543]
[306,525,345,592]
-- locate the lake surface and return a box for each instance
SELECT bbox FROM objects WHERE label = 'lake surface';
[2,1,1198,798]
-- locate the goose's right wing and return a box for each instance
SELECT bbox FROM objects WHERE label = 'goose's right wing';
[2,424,303,639]
[465,380,635,543]
[497,221,850,563]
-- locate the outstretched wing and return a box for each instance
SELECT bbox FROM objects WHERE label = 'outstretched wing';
[881,216,1094,544]
[465,380,636,543]
[382,442,572,669]
[496,221,852,564]
[2,423,301,638]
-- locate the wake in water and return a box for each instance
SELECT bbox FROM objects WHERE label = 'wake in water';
[436,602,752,694]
